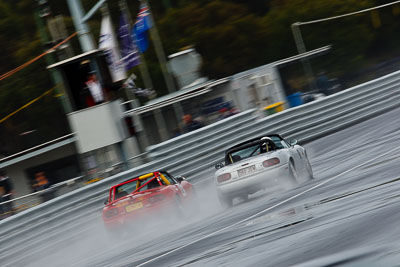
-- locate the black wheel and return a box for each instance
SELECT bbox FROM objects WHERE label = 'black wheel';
[288,160,298,184]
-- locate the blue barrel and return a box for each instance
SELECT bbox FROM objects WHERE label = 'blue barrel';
[287,92,303,107]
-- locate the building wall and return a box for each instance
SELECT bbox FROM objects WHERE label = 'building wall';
[67,100,127,154]
[139,111,161,146]
[5,143,77,199]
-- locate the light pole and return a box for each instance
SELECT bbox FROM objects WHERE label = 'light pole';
[36,0,72,113]
[143,0,185,137]
[67,0,96,52]
[291,22,317,92]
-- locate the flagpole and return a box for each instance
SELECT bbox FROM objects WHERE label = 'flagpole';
[120,1,169,143]
[143,0,185,129]
[119,0,156,148]
[119,0,154,95]
[142,0,175,93]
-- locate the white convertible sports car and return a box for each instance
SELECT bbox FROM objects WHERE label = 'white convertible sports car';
[214,134,313,207]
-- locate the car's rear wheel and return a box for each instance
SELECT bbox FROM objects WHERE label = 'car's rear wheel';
[218,194,233,208]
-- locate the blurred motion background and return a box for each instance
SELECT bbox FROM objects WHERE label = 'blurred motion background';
[2,0,400,157]
[1,0,400,215]
[1,0,400,157]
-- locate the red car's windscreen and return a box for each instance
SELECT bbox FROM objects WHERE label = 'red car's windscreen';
[111,174,166,201]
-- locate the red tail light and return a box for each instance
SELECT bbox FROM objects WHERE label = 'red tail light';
[263,157,280,167]
[217,173,231,183]
[104,208,119,218]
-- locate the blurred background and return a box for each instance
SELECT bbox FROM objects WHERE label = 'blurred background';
[1,0,400,157]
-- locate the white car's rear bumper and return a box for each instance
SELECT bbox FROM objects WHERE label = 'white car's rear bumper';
[216,164,291,197]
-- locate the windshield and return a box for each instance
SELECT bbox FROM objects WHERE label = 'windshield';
[111,172,173,201]
[229,144,261,163]
[136,176,161,192]
[113,180,137,200]
[226,136,287,164]
[112,175,160,200]
[270,135,289,148]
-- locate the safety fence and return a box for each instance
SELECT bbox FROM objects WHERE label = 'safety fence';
[146,68,400,181]
[0,176,84,220]
[0,69,399,255]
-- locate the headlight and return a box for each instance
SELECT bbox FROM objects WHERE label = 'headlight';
[263,157,280,167]
[104,208,119,218]
[217,173,231,183]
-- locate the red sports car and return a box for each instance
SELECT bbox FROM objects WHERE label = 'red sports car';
[102,170,195,230]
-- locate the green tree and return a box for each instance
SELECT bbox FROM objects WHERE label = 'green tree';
[263,0,375,69]
[0,0,69,157]
[159,1,272,78]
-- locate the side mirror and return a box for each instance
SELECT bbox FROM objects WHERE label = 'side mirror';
[175,176,186,183]
[289,139,298,146]
[215,162,225,170]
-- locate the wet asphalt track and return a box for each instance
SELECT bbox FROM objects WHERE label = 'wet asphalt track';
[5,107,400,267]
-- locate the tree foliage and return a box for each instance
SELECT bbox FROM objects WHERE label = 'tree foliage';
[0,0,69,156]
[159,1,271,78]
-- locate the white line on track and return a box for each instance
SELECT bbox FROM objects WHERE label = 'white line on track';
[133,145,400,267]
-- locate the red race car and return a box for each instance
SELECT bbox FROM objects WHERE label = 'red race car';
[102,170,195,230]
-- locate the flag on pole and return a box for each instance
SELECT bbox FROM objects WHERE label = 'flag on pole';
[123,74,156,98]
[99,13,127,82]
[133,2,152,53]
[118,11,140,69]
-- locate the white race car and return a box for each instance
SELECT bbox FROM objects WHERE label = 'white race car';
[214,134,313,207]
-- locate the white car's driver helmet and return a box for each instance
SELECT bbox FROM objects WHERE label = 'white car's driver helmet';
[260,137,273,152]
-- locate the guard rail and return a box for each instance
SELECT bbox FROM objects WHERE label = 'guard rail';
[1,69,400,257]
